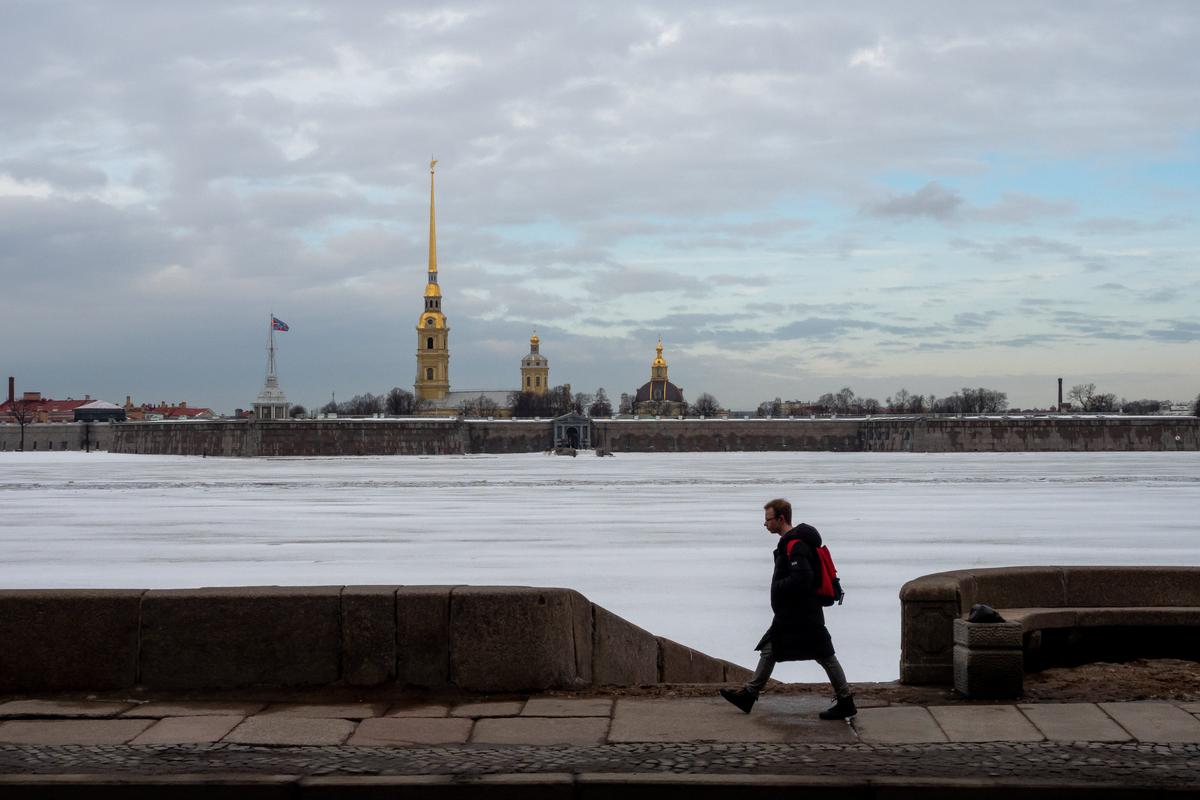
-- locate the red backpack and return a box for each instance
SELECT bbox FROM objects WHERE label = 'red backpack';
[787,539,845,606]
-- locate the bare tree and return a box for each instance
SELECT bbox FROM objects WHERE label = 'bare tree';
[340,393,383,416]
[588,388,612,417]
[1068,383,1117,412]
[385,387,424,415]
[618,392,633,415]
[886,389,911,414]
[8,397,33,451]
[1121,398,1165,415]
[458,395,499,417]
[508,385,575,418]
[572,392,592,415]
[933,387,1008,414]
[691,392,720,416]
[288,404,307,418]
[757,398,782,417]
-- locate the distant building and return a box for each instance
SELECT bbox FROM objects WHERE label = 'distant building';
[634,340,685,416]
[252,315,290,420]
[123,398,217,420]
[1,379,100,422]
[520,332,549,396]
[74,401,126,423]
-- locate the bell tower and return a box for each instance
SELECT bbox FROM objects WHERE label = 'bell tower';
[520,331,549,395]
[415,159,450,401]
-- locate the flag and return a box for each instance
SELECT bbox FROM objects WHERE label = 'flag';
[272,316,289,332]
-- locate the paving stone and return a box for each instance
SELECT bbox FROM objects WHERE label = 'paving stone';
[347,717,473,745]
[609,696,856,744]
[472,716,609,745]
[223,715,356,745]
[129,715,244,744]
[1100,702,1200,743]
[450,700,526,717]
[259,702,387,719]
[522,697,613,717]
[854,706,948,743]
[0,718,153,745]
[0,699,134,718]
[1019,703,1131,742]
[122,701,266,717]
[927,705,1044,742]
[385,702,451,717]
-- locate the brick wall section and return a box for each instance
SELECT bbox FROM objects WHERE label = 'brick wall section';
[0,586,745,693]
[108,416,1199,457]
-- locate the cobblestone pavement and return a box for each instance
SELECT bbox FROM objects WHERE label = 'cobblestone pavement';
[2,741,1200,787]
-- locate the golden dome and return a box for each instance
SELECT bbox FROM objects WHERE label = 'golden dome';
[530,330,540,346]
[652,339,667,367]
[424,282,442,298]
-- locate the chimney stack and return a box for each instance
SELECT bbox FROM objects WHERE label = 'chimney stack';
[6,376,12,405]
[1057,378,1063,412]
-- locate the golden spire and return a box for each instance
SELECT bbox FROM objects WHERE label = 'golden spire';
[531,328,539,346]
[428,158,438,275]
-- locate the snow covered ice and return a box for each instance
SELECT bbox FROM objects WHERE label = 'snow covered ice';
[2,450,1198,682]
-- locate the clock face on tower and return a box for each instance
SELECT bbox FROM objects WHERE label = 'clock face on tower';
[426,317,435,327]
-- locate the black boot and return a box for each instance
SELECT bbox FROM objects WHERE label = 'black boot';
[719,688,757,714]
[819,695,857,720]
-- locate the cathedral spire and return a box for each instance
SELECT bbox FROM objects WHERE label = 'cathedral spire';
[428,158,438,280]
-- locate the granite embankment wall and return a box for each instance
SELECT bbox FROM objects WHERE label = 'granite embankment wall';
[108,416,1199,456]
[0,422,113,452]
[0,586,750,693]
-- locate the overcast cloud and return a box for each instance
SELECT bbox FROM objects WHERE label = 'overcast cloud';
[2,1,1198,412]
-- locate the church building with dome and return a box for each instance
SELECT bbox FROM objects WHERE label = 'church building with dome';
[412,161,548,417]
[633,340,685,415]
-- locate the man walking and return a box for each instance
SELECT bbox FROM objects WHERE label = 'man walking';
[720,498,856,720]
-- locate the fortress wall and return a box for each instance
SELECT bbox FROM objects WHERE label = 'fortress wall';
[0,422,114,452]
[110,420,251,456]
[107,416,1199,457]
[463,419,554,453]
[907,416,1198,452]
[593,418,864,452]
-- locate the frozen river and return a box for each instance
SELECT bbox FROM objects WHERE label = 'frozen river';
[2,451,1198,682]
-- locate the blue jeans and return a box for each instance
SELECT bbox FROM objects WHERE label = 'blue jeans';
[745,642,851,699]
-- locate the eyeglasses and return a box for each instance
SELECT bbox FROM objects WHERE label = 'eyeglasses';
[763,516,778,525]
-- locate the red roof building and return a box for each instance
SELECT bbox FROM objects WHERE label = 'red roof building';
[0,391,92,423]
[123,397,217,420]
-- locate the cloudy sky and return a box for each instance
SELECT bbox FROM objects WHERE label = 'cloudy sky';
[3,2,1198,413]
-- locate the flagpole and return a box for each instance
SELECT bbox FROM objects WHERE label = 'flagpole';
[267,312,276,382]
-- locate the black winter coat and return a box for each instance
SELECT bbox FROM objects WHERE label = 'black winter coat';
[754,523,835,662]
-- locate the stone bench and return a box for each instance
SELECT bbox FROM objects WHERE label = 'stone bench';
[0,586,751,693]
[900,566,1200,696]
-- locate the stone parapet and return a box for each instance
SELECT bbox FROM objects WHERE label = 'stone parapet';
[901,566,1200,687]
[0,590,142,692]
[0,586,744,693]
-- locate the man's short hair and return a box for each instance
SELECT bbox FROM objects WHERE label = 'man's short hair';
[763,498,792,523]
